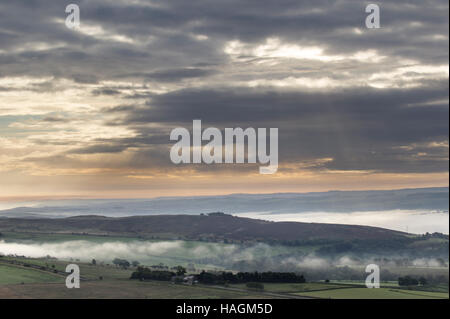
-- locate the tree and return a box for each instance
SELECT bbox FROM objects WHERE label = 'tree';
[419,277,428,286]
[130,267,175,281]
[398,276,419,286]
[174,266,186,276]
[132,261,140,267]
[112,258,130,269]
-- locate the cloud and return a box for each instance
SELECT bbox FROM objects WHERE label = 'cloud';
[0,0,448,194]
[125,68,218,82]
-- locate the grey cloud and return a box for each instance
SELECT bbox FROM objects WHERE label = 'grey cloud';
[0,0,447,82]
[104,83,448,173]
[91,88,122,96]
[41,116,69,123]
[1,0,448,175]
[127,68,218,82]
[67,144,129,154]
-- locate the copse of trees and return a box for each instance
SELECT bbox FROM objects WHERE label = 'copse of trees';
[130,266,175,281]
[112,258,130,269]
[173,266,186,276]
[398,276,428,286]
[196,271,306,285]
[130,267,306,285]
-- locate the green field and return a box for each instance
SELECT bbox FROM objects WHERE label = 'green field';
[0,257,448,299]
[0,256,132,281]
[231,282,352,293]
[0,279,275,299]
[295,287,449,299]
[0,259,274,299]
[0,263,63,285]
[230,281,449,299]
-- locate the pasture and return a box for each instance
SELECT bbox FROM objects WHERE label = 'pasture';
[0,263,63,285]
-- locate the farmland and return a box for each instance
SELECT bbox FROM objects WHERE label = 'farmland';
[295,287,449,299]
[0,263,63,285]
[0,255,448,299]
[0,221,448,299]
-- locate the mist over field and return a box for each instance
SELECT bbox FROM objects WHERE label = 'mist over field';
[235,210,449,234]
[0,239,446,272]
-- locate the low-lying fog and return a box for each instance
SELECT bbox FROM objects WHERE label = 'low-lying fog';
[0,240,447,270]
[236,210,449,234]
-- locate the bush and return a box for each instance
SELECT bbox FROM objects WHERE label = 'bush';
[130,266,175,281]
[398,276,419,286]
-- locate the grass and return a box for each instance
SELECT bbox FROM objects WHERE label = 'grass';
[331,280,400,288]
[1,259,448,299]
[296,287,449,299]
[0,263,63,285]
[231,282,352,293]
[231,281,449,299]
[0,278,272,299]
[0,257,133,281]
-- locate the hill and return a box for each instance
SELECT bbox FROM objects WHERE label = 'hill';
[0,213,408,242]
[0,188,447,219]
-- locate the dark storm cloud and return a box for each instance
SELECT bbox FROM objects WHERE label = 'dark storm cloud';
[0,0,448,175]
[91,88,121,96]
[0,0,448,81]
[125,68,218,82]
[104,82,448,173]
[116,82,448,126]
[67,144,129,154]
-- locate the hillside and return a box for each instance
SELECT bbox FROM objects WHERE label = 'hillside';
[0,213,408,242]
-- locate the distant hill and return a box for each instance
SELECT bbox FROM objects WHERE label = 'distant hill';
[0,213,408,242]
[0,187,447,218]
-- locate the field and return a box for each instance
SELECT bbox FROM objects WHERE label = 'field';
[231,281,448,299]
[0,257,448,299]
[0,258,281,299]
[0,230,448,299]
[295,287,449,299]
[0,263,63,285]
[0,280,273,299]
[231,282,351,293]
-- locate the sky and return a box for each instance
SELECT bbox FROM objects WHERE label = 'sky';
[0,0,448,199]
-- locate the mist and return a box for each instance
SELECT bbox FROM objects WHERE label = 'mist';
[236,210,449,234]
[1,239,447,273]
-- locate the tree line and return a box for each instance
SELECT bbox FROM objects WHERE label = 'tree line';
[130,267,175,281]
[196,270,306,284]
[130,267,306,284]
[398,276,428,286]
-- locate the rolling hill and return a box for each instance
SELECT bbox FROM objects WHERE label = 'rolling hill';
[0,213,408,242]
